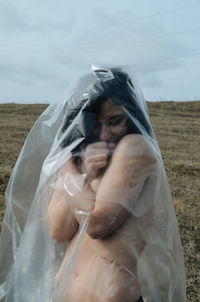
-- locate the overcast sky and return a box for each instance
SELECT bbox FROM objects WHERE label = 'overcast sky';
[0,0,200,103]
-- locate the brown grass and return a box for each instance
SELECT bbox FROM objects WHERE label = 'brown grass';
[0,102,200,301]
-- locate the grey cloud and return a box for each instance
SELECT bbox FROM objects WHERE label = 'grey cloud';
[61,9,192,74]
[0,2,199,103]
[0,0,75,35]
[0,0,26,31]
[0,61,54,85]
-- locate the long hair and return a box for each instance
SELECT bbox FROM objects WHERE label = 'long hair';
[60,68,152,151]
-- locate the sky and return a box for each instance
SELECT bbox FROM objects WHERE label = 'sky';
[0,0,200,103]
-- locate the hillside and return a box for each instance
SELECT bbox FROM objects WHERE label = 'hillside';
[0,101,199,301]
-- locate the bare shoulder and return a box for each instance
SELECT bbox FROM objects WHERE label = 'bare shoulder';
[116,134,155,159]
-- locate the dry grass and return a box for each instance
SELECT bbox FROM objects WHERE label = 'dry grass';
[0,102,200,301]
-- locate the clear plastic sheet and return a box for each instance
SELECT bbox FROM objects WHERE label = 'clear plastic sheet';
[0,66,186,302]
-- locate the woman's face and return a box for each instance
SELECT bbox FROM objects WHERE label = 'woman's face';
[96,99,128,144]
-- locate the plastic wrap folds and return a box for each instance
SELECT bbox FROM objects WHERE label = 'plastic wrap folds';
[0,66,186,302]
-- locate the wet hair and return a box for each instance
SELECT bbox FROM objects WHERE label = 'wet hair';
[60,68,152,150]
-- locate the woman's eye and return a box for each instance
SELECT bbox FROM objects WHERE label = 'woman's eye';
[108,120,120,126]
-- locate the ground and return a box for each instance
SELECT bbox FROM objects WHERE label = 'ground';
[0,101,199,301]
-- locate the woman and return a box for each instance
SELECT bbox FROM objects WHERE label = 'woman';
[0,67,186,302]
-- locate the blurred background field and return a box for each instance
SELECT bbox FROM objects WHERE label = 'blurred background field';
[0,102,199,301]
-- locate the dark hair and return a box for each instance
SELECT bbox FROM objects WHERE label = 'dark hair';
[60,68,152,150]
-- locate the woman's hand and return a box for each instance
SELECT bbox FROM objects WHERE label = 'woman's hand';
[81,142,109,181]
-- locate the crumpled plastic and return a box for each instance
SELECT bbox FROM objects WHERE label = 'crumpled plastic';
[0,66,186,302]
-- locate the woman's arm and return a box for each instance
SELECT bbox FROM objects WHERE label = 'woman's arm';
[86,134,157,239]
[48,185,78,243]
[47,158,95,243]
[47,135,156,241]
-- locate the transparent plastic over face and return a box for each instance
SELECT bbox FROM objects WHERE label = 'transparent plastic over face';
[0,67,186,302]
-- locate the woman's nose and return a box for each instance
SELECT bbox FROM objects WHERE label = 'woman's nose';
[99,125,111,141]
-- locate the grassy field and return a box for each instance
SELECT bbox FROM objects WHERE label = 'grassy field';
[0,102,199,301]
